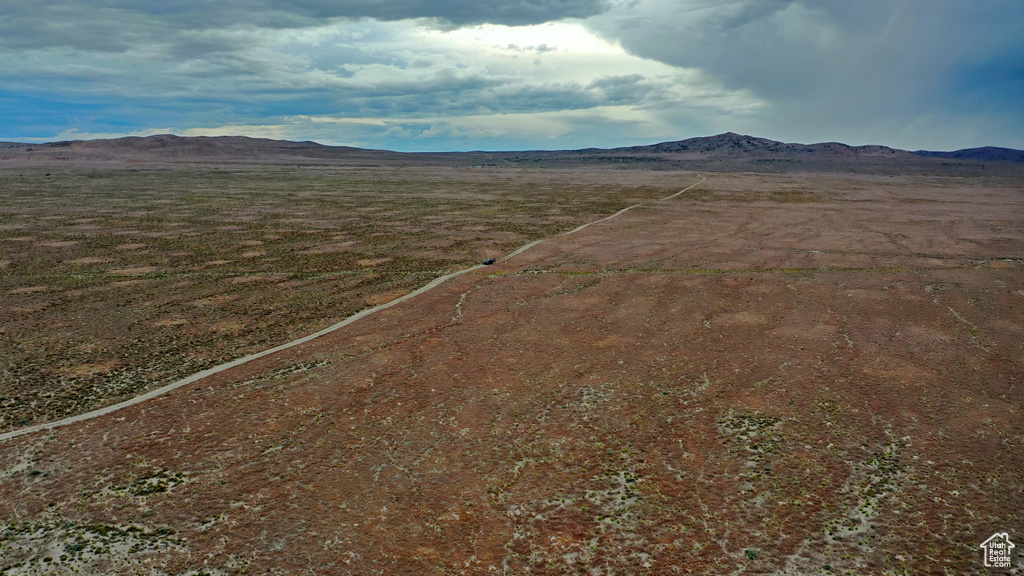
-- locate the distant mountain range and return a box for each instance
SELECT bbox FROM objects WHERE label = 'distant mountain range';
[608,132,1023,162]
[2,132,1022,172]
[911,146,1024,162]
[601,132,916,159]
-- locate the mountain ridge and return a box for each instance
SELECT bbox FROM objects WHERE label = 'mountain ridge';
[603,132,913,159]
[3,132,1022,170]
[911,146,1024,162]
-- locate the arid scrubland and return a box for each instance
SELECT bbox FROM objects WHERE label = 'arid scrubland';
[1,165,1022,575]
[0,166,677,431]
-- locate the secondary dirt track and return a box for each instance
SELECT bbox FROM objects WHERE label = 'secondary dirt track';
[1,172,1022,575]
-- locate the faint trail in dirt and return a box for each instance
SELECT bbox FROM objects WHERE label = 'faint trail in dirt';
[657,177,706,202]
[498,239,545,263]
[564,176,706,236]
[564,204,644,236]
[1,176,705,442]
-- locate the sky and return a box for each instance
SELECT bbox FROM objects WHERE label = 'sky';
[1,0,1022,151]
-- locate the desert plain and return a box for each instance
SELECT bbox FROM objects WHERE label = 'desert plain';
[1,140,1023,575]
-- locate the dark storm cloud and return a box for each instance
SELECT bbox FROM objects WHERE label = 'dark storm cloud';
[0,3,152,52]
[261,0,609,26]
[0,0,609,52]
[588,0,1024,147]
[592,1,915,100]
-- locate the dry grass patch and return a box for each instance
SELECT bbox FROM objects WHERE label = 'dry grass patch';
[0,165,679,430]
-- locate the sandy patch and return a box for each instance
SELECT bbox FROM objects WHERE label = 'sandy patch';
[845,289,888,300]
[594,335,629,349]
[769,324,838,340]
[109,266,160,275]
[990,318,1024,336]
[67,257,115,265]
[9,305,47,314]
[861,358,937,384]
[298,243,353,255]
[116,243,147,250]
[231,274,287,284]
[195,294,240,306]
[239,251,266,258]
[357,258,392,267]
[153,318,189,327]
[902,325,952,344]
[108,280,147,288]
[59,360,121,378]
[211,321,246,333]
[9,285,49,295]
[366,289,411,306]
[715,311,769,327]
[42,241,78,248]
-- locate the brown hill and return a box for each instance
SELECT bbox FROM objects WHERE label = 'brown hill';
[913,146,1024,162]
[612,132,913,159]
[0,134,404,166]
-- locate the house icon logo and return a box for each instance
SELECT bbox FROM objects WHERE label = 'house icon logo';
[980,532,1015,568]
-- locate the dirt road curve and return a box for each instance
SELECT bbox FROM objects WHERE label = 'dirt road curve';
[0,177,704,442]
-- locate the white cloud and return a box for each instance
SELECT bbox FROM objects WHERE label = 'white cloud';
[438,21,621,54]
[2,13,769,148]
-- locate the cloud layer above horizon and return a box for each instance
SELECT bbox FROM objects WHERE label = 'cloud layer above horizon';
[1,0,1022,151]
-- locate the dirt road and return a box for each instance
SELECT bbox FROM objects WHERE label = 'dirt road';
[0,177,704,442]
